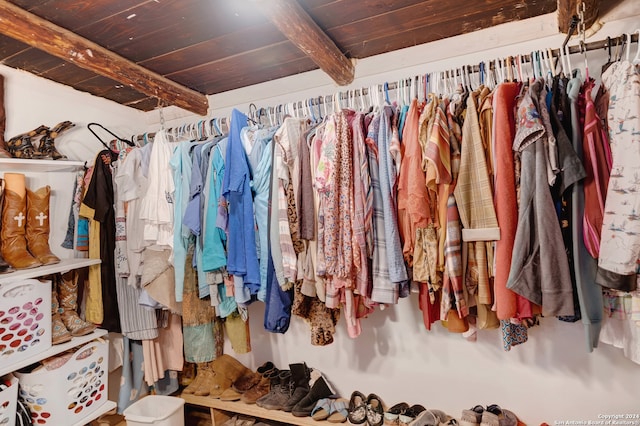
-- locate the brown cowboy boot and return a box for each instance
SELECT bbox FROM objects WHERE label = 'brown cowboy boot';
[0,75,11,158]
[6,125,49,159]
[0,179,14,274]
[59,270,97,336]
[1,173,41,269]
[36,121,73,160]
[51,280,72,345]
[26,185,60,265]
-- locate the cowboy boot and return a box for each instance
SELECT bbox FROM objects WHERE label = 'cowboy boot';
[1,173,41,269]
[36,121,73,160]
[6,125,48,159]
[51,280,72,345]
[26,185,60,265]
[59,270,97,336]
[0,179,14,274]
[0,75,11,158]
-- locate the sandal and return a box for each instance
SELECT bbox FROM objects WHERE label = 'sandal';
[312,398,333,421]
[399,404,426,426]
[327,398,349,423]
[347,391,368,425]
[366,394,386,426]
[385,402,410,425]
[481,405,517,426]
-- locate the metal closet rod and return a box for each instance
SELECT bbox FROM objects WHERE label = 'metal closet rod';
[336,32,640,96]
[137,32,638,142]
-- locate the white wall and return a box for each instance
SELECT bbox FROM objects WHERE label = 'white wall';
[2,65,147,165]
[141,2,640,424]
[0,65,147,258]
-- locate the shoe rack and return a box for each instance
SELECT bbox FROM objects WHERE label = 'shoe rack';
[181,395,323,426]
[0,157,115,425]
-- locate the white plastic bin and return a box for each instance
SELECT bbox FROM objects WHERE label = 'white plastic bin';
[123,395,185,426]
[15,340,109,425]
[0,373,18,426]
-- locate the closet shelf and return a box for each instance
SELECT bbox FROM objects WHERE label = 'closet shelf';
[0,158,85,172]
[71,400,117,426]
[0,328,108,377]
[0,258,101,284]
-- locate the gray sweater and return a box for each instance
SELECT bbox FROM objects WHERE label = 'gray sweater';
[506,89,575,317]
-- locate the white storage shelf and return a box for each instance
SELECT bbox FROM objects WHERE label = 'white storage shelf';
[0,328,108,377]
[0,158,85,173]
[0,155,117,425]
[0,258,101,284]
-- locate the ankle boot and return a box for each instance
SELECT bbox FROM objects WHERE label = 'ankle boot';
[291,374,335,417]
[282,362,311,412]
[6,125,48,159]
[51,283,72,345]
[0,179,15,274]
[233,361,275,393]
[241,368,279,404]
[26,185,60,265]
[59,270,96,336]
[256,370,294,411]
[36,121,73,160]
[0,75,11,158]
[1,173,41,269]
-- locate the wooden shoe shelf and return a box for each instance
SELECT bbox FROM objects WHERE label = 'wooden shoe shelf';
[181,394,332,426]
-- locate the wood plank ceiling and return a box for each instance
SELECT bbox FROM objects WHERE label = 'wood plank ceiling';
[0,0,558,113]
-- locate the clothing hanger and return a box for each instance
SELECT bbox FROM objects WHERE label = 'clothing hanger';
[633,30,640,64]
[556,46,565,77]
[530,52,537,79]
[383,82,390,105]
[505,57,513,82]
[614,35,624,62]
[580,41,590,80]
[564,43,573,78]
[247,103,259,125]
[424,73,429,99]
[87,123,135,150]
[410,77,416,101]
[625,32,632,62]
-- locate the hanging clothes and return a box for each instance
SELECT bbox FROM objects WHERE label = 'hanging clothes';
[223,109,261,302]
[81,149,122,333]
[493,82,529,321]
[597,60,640,292]
[507,88,574,317]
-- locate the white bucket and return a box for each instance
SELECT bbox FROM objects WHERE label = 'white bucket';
[123,395,185,426]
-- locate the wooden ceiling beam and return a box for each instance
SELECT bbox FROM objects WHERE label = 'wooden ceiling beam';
[557,0,599,33]
[254,0,354,86]
[0,0,209,115]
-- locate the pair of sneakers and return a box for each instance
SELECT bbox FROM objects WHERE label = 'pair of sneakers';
[460,405,518,426]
